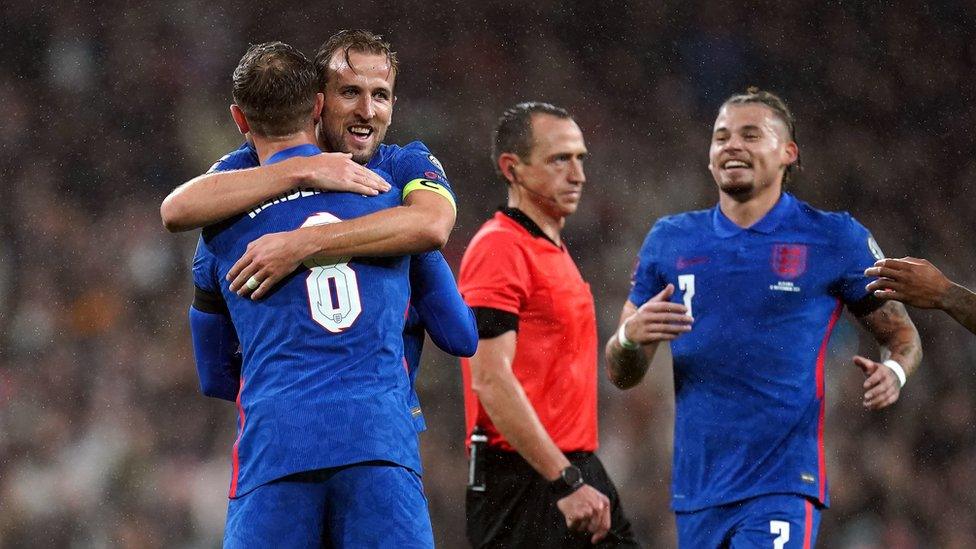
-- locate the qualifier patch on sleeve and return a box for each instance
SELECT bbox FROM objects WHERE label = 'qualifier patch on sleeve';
[427,154,446,176]
[867,235,884,260]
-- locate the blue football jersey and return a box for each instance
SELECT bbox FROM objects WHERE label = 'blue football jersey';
[206,141,468,434]
[629,192,884,512]
[194,144,417,498]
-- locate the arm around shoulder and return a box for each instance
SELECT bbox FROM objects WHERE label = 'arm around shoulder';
[160,163,298,232]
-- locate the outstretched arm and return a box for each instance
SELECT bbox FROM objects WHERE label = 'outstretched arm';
[605,284,693,389]
[160,153,390,232]
[866,257,976,334]
[852,300,923,410]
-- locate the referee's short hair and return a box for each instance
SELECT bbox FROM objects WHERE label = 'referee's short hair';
[232,41,318,138]
[492,102,573,181]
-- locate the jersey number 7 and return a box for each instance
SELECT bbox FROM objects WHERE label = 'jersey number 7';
[678,274,695,318]
[302,213,362,333]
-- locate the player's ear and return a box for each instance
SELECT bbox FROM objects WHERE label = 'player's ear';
[783,141,799,166]
[497,153,520,185]
[230,104,249,136]
[312,93,325,120]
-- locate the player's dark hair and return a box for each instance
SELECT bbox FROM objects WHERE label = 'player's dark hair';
[492,102,573,182]
[232,41,318,138]
[721,87,802,183]
[314,29,399,91]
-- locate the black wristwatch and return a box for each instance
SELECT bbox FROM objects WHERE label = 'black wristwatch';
[549,464,584,499]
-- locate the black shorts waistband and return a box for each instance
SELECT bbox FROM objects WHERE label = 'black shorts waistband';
[483,449,593,471]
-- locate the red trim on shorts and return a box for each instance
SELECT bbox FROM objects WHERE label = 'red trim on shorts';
[229,376,246,498]
[815,300,843,502]
[803,499,814,549]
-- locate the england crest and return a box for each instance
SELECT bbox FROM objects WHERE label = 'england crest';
[771,244,807,280]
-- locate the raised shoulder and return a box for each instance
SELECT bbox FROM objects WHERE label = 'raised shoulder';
[208,142,259,173]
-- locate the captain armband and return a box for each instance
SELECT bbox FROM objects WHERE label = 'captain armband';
[402,178,456,214]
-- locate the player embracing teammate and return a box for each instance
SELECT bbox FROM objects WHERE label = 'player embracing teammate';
[166,28,931,546]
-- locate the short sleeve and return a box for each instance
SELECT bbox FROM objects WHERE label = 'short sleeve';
[458,231,531,316]
[628,221,667,306]
[391,141,456,197]
[192,237,221,295]
[833,214,886,307]
[206,142,260,174]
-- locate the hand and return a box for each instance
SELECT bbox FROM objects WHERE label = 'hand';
[853,355,901,410]
[865,257,952,309]
[555,484,611,544]
[227,228,315,300]
[624,284,694,345]
[286,153,391,195]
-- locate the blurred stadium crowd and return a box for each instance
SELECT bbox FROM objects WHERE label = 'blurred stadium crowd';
[1,1,975,547]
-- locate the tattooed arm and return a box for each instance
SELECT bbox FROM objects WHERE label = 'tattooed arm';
[852,301,923,410]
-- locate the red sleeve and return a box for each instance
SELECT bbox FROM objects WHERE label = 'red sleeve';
[458,229,531,316]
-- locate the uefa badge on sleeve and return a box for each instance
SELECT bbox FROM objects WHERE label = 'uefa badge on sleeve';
[427,154,446,177]
[867,236,884,261]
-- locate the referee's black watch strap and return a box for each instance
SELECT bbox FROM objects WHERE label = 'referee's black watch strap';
[548,464,584,500]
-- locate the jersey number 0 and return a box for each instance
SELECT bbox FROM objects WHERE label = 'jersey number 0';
[301,212,362,333]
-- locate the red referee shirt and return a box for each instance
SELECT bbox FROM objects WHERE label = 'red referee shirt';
[459,209,598,453]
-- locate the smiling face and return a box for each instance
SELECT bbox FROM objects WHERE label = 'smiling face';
[708,103,798,201]
[317,49,395,164]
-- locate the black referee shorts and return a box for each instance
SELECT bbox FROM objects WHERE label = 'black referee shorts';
[465,450,640,548]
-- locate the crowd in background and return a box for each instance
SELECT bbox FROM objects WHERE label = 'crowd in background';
[2,1,975,547]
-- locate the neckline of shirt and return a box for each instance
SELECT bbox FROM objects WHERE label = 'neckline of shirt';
[712,192,797,238]
[498,207,562,249]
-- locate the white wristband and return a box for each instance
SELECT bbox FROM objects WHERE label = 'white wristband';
[617,320,639,351]
[883,359,907,388]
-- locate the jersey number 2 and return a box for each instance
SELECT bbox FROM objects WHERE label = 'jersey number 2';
[302,213,362,333]
[678,274,695,318]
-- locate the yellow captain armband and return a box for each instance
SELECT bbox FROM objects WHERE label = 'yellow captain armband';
[402,179,456,214]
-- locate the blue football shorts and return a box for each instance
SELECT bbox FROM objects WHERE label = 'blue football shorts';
[223,461,433,548]
[675,493,821,548]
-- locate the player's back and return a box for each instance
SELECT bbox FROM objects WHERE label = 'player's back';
[195,145,417,497]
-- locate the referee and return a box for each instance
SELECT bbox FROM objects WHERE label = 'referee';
[458,102,639,548]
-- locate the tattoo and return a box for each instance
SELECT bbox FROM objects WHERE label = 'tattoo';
[943,283,976,335]
[858,301,923,375]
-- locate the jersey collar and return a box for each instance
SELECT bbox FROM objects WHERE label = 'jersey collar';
[366,143,390,171]
[712,192,796,238]
[266,143,322,165]
[498,207,561,248]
